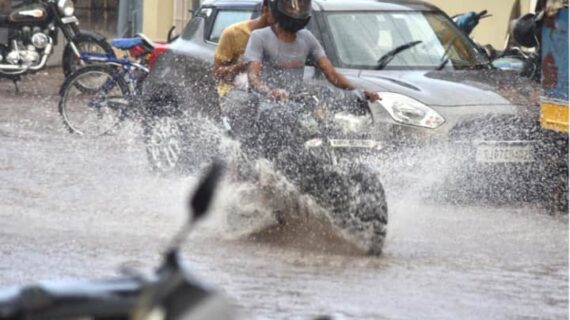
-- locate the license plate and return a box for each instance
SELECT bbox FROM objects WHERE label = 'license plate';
[476,143,535,163]
[329,139,380,149]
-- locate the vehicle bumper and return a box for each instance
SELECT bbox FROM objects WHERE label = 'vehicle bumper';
[372,108,568,197]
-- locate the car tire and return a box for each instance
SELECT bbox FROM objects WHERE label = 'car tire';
[143,111,221,176]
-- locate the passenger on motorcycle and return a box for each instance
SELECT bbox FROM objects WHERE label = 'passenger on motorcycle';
[213,0,274,134]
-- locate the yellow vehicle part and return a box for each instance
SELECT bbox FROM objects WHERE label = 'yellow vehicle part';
[540,101,569,132]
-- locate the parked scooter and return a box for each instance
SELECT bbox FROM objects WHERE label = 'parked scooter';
[0,162,238,320]
[0,0,114,89]
[452,9,541,81]
[453,10,491,35]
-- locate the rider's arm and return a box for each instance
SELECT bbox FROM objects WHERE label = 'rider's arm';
[317,56,380,102]
[213,29,246,81]
[306,32,379,101]
[316,56,356,90]
[248,61,271,95]
[245,30,288,100]
[214,58,246,81]
[248,61,288,100]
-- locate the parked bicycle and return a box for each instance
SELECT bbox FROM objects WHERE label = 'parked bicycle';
[58,33,168,136]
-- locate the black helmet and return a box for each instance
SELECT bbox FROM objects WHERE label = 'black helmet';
[269,0,312,33]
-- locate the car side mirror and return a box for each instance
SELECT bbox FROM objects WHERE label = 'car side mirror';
[167,26,179,43]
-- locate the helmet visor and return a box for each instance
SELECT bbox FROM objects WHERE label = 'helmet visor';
[277,0,311,19]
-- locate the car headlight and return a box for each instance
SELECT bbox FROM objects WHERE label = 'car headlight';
[333,111,373,133]
[378,92,445,129]
[58,0,75,17]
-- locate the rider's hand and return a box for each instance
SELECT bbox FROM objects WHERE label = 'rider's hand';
[363,90,381,102]
[268,89,289,102]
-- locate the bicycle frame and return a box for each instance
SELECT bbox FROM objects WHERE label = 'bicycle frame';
[79,52,149,95]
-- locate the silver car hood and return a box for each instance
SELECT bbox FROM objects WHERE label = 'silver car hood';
[342,69,540,108]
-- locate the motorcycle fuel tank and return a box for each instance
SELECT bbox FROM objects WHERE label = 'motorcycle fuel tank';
[8,4,47,24]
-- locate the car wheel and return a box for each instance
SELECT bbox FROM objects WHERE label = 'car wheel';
[144,115,184,175]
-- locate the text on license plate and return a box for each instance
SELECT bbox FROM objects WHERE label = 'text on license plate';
[476,144,535,163]
[329,139,380,149]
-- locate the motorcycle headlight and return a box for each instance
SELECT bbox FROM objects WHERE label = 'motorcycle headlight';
[305,138,323,148]
[333,111,373,133]
[378,92,445,129]
[58,0,75,17]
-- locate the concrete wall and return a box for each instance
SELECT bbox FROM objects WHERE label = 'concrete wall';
[142,0,175,41]
[426,0,531,49]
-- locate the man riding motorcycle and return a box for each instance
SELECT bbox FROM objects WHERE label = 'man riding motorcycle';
[228,0,380,154]
[245,0,380,103]
[214,0,274,134]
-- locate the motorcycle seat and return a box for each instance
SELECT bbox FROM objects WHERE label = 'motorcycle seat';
[111,37,145,50]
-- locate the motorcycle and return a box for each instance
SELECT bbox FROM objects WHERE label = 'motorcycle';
[144,87,389,255]
[0,0,114,88]
[0,161,238,320]
[452,9,541,81]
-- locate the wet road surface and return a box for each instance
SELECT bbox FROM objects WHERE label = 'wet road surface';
[0,72,568,319]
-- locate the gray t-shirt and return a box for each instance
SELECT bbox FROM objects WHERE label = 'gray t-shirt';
[244,27,326,91]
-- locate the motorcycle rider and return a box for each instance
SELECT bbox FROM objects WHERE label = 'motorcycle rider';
[244,0,380,103]
[236,0,380,158]
[213,0,274,134]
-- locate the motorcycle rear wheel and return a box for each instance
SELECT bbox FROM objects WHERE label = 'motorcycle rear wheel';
[59,65,130,136]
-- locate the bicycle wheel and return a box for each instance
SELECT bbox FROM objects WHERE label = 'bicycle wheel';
[59,65,131,136]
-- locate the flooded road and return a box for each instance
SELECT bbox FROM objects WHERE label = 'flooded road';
[0,72,568,319]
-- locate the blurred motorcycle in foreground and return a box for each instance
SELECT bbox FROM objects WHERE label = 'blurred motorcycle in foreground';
[0,161,239,320]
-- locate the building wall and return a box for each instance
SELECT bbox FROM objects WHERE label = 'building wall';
[143,0,175,41]
[426,0,532,49]
[142,0,197,41]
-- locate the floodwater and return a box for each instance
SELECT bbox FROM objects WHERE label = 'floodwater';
[0,73,568,319]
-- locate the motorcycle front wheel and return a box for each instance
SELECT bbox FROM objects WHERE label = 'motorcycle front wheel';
[59,65,130,136]
[279,152,389,255]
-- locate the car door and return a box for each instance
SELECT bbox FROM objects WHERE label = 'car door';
[151,4,256,116]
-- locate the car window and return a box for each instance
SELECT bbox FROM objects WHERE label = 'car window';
[208,10,253,43]
[326,11,488,69]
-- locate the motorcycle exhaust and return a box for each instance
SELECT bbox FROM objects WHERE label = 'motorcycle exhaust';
[0,41,53,74]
